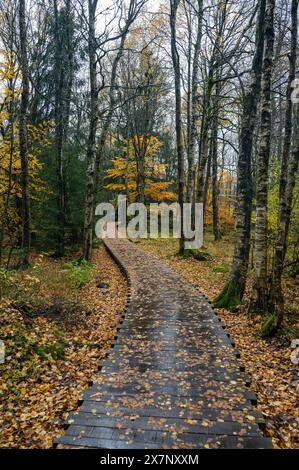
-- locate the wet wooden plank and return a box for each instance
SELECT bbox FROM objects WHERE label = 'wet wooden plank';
[55,239,272,449]
[78,401,264,423]
[65,412,261,437]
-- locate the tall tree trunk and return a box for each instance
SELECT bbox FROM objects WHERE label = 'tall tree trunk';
[170,0,184,253]
[53,0,66,256]
[196,0,227,209]
[214,0,266,310]
[249,0,276,314]
[212,76,220,241]
[196,66,214,206]
[0,65,15,265]
[95,12,133,196]
[64,0,75,232]
[185,1,192,203]
[186,0,203,206]
[203,142,211,216]
[18,0,30,268]
[87,0,142,250]
[137,150,145,203]
[265,0,298,335]
[83,0,98,261]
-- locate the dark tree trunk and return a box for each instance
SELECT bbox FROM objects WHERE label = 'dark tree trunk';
[63,0,75,232]
[214,0,266,310]
[196,66,214,206]
[196,0,227,210]
[18,0,30,268]
[52,0,74,256]
[53,0,66,256]
[83,0,142,259]
[95,9,135,197]
[83,0,98,261]
[170,0,184,252]
[0,68,15,265]
[187,0,203,206]
[203,141,212,217]
[212,77,220,241]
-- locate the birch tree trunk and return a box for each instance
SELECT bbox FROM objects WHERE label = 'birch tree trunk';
[265,0,298,335]
[249,0,276,314]
[170,0,184,253]
[214,0,266,310]
[18,0,30,268]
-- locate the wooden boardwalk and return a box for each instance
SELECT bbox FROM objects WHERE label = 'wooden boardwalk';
[55,238,272,449]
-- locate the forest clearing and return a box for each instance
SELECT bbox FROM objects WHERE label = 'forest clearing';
[0,0,298,455]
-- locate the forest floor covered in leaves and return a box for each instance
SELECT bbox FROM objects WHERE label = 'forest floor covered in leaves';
[137,233,299,449]
[0,235,298,449]
[0,244,127,448]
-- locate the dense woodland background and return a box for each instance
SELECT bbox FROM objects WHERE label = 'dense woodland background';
[0,0,298,333]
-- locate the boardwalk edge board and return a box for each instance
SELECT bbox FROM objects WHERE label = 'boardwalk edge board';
[53,240,133,449]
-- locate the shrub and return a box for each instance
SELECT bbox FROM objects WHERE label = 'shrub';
[62,259,92,289]
[36,339,68,360]
[0,268,16,299]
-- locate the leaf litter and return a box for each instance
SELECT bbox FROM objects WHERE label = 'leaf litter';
[0,246,127,448]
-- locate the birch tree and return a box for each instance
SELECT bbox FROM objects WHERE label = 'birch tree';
[265,0,298,334]
[249,0,276,313]
[214,0,266,310]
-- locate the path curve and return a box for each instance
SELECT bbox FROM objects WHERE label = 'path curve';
[55,238,272,449]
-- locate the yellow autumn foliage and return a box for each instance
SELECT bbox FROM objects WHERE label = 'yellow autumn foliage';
[0,52,51,245]
[105,135,175,202]
[204,171,236,227]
